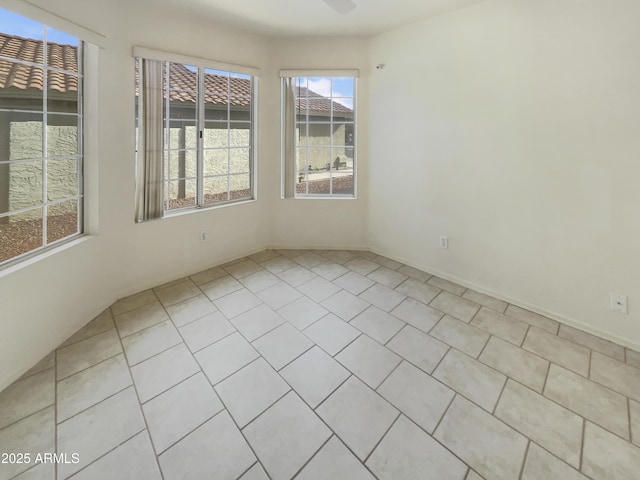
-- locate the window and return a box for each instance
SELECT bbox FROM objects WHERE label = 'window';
[135,57,256,218]
[281,75,356,197]
[0,8,83,266]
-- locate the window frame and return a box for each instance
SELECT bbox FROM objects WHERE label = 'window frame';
[134,49,260,219]
[0,15,85,269]
[281,74,357,200]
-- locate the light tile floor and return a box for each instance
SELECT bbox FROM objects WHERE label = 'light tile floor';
[1,249,640,479]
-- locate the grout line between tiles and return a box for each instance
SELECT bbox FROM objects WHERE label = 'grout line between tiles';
[517,440,531,480]
[362,412,401,465]
[288,434,333,480]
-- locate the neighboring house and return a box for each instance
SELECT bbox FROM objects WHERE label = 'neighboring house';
[0,32,79,219]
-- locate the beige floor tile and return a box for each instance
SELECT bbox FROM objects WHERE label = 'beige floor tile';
[57,387,145,478]
[430,315,490,358]
[249,249,279,263]
[142,373,223,454]
[111,290,157,316]
[359,284,406,312]
[0,369,54,430]
[122,320,182,365]
[465,471,484,480]
[280,347,350,408]
[244,392,331,480]
[344,257,380,276]
[189,265,227,286]
[462,290,508,313]
[278,296,328,330]
[545,364,629,439]
[200,275,243,301]
[504,305,559,334]
[296,436,375,480]
[582,422,640,480]
[427,276,466,296]
[367,267,408,289]
[56,329,122,380]
[433,349,506,411]
[240,269,281,293]
[521,443,588,480]
[395,278,441,305]
[631,400,640,447]
[224,259,264,279]
[293,251,326,269]
[590,352,640,402]
[214,288,262,318]
[298,276,341,303]
[60,309,114,348]
[435,395,527,480]
[558,324,625,361]
[479,336,548,393]
[114,302,168,338]
[336,335,401,389]
[372,255,403,270]
[231,304,286,341]
[390,298,443,333]
[0,407,55,479]
[322,290,370,321]
[239,463,269,480]
[367,415,467,480]
[316,376,398,461]
[523,327,590,377]
[350,306,405,344]
[215,359,290,428]
[130,344,200,403]
[70,430,161,480]
[178,311,235,353]
[304,314,361,356]
[470,307,529,346]
[626,349,640,369]
[195,332,259,385]
[19,351,55,380]
[252,323,313,370]
[11,462,54,480]
[378,361,454,433]
[396,264,432,282]
[320,250,357,265]
[57,354,132,422]
[333,271,375,295]
[261,256,297,274]
[311,262,349,281]
[386,325,449,373]
[158,411,255,480]
[257,281,303,310]
[277,265,317,287]
[495,380,583,467]
[154,278,200,307]
[165,294,216,328]
[430,291,480,322]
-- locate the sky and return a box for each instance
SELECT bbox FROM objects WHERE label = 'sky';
[302,77,354,109]
[0,7,78,45]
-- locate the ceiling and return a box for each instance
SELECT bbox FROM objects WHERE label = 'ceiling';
[145,0,488,36]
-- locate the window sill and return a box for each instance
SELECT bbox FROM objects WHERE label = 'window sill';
[0,234,93,279]
[162,198,257,219]
[288,195,357,200]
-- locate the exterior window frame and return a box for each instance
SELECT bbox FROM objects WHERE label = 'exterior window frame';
[0,20,84,269]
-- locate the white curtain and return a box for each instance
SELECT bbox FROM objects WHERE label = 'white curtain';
[282,77,296,199]
[135,59,164,222]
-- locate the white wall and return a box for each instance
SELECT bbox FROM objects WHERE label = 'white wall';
[368,0,640,348]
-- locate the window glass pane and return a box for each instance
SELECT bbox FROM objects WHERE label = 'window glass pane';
[2,112,44,160]
[204,102,228,122]
[47,114,78,156]
[47,72,79,114]
[0,208,43,263]
[229,173,250,200]
[204,69,229,94]
[2,160,42,213]
[229,122,250,147]
[331,77,354,97]
[168,63,197,92]
[203,149,228,176]
[167,179,197,209]
[295,148,309,175]
[47,198,78,243]
[0,61,44,112]
[204,176,228,203]
[332,99,353,119]
[333,172,354,195]
[229,148,250,174]
[330,123,352,148]
[305,148,332,173]
[165,149,197,181]
[0,8,44,48]
[167,119,197,150]
[47,157,78,201]
[203,124,228,148]
[295,172,308,195]
[306,123,331,147]
[45,26,78,47]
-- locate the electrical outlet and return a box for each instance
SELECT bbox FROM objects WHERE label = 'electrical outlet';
[609,293,628,314]
[439,236,448,249]
[200,231,208,243]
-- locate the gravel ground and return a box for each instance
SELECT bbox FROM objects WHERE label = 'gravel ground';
[0,214,78,263]
[296,175,354,195]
